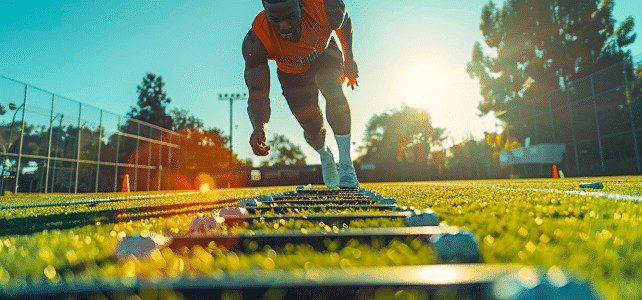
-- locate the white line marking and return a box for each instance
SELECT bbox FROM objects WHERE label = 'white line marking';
[442,183,642,201]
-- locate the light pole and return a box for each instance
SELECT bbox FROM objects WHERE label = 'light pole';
[1,102,25,196]
[8,102,25,140]
[218,93,247,167]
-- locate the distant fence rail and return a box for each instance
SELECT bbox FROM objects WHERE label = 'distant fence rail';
[0,75,186,194]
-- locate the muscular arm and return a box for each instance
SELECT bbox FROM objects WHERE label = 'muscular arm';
[243,29,271,130]
[243,29,272,155]
[325,0,358,88]
[325,0,354,61]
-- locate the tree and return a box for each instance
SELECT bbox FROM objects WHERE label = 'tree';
[260,134,307,167]
[127,73,174,130]
[181,127,235,169]
[168,108,252,168]
[169,107,204,131]
[357,105,446,163]
[466,0,636,117]
[116,73,175,181]
[485,129,522,162]
[356,105,447,180]
[446,135,499,180]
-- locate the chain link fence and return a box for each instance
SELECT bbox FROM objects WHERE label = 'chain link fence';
[0,75,186,194]
[501,53,642,177]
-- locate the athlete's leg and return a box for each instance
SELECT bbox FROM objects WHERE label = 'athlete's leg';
[313,47,358,188]
[277,69,326,151]
[291,103,326,151]
[314,61,351,135]
[278,69,340,187]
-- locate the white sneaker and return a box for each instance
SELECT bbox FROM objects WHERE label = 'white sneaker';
[320,149,339,189]
[338,163,359,189]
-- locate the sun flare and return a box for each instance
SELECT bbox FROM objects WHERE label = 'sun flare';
[397,61,449,108]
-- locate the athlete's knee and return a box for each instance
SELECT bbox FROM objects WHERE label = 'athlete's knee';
[294,107,324,133]
[325,92,349,111]
[318,80,344,99]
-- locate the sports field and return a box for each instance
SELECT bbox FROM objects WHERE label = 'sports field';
[0,176,640,299]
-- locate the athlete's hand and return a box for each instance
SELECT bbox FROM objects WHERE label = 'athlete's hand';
[341,60,359,90]
[249,128,270,156]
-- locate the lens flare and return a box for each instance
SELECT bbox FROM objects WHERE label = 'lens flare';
[195,173,216,192]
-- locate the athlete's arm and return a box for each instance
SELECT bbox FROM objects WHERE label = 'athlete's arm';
[243,29,271,156]
[325,0,358,89]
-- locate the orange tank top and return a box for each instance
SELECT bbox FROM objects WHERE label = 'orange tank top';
[252,0,334,74]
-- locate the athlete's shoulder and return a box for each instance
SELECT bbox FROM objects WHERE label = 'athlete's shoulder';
[322,0,346,30]
[242,29,268,67]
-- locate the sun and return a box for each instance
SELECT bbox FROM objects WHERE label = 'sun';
[396,61,449,109]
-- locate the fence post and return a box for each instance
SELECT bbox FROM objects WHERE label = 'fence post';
[564,77,581,176]
[114,116,121,192]
[51,112,63,193]
[95,110,103,192]
[543,94,556,177]
[622,56,641,173]
[14,84,28,194]
[589,75,606,174]
[158,131,162,191]
[147,126,152,191]
[134,122,140,192]
[75,104,82,193]
[547,94,556,142]
[45,94,56,193]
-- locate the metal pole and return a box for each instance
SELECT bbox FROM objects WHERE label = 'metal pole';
[158,165,162,191]
[622,56,641,173]
[75,104,82,193]
[45,95,56,193]
[158,131,162,191]
[0,160,5,196]
[134,122,140,192]
[564,77,581,176]
[147,126,152,191]
[114,116,121,192]
[95,110,103,192]
[14,85,28,194]
[219,93,248,167]
[547,94,556,142]
[230,98,234,167]
[68,132,75,194]
[0,103,23,195]
[51,114,63,193]
[589,75,605,174]
[546,93,556,178]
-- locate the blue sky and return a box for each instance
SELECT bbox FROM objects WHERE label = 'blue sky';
[2,0,641,166]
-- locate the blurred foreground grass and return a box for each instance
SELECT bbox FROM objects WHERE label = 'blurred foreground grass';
[1,176,641,299]
[364,176,642,300]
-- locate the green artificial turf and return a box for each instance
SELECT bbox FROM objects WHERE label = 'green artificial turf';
[1,177,641,299]
[362,177,642,300]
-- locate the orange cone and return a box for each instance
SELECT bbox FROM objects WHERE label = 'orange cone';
[122,174,130,192]
[553,165,559,179]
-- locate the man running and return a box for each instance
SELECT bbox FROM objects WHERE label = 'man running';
[243,0,359,188]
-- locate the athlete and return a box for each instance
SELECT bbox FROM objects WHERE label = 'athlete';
[243,0,359,188]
